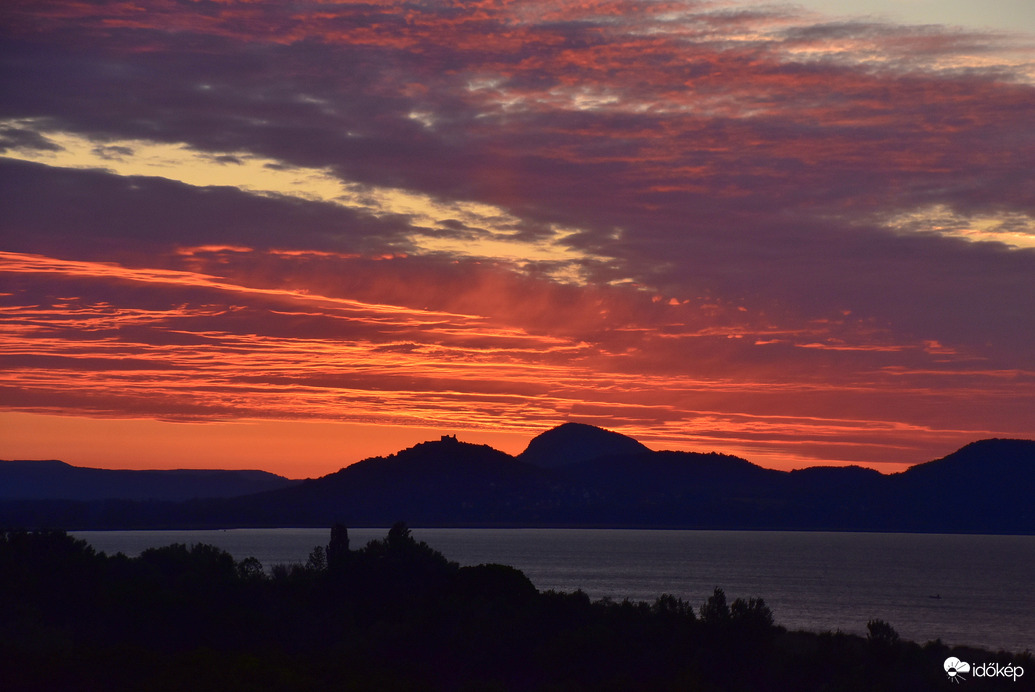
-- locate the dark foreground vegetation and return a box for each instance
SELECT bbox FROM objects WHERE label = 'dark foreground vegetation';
[2,527,1031,691]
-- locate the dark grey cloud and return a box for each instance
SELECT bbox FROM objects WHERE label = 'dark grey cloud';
[0,159,412,258]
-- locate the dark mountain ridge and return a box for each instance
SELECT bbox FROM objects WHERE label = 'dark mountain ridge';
[516,422,650,468]
[879,438,1035,533]
[2,427,1032,533]
[0,459,299,502]
[229,435,550,525]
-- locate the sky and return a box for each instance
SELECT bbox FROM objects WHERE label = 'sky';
[1,0,1033,478]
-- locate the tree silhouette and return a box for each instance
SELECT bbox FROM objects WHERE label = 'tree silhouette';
[237,556,264,581]
[305,545,326,572]
[700,587,731,624]
[652,592,696,620]
[731,596,774,628]
[326,522,349,575]
[386,520,412,549]
[867,618,900,646]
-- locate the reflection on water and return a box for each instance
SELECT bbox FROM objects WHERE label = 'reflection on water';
[73,528,1035,653]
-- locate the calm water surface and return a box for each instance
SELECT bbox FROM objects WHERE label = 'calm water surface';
[72,528,1035,653]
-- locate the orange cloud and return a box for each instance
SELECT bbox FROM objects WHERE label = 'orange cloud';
[4,247,1032,472]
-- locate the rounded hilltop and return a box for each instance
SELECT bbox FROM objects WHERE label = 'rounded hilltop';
[517,422,651,469]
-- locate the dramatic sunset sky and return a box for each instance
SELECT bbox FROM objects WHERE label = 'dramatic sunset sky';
[2,0,1033,478]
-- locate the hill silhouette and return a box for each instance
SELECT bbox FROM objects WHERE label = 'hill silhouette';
[0,459,298,501]
[517,422,650,468]
[227,435,550,525]
[879,439,1035,533]
[1,427,1032,533]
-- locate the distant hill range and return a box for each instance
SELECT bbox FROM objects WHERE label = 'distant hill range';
[0,459,298,501]
[2,423,1033,533]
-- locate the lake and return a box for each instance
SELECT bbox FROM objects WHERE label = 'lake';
[72,528,1035,653]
